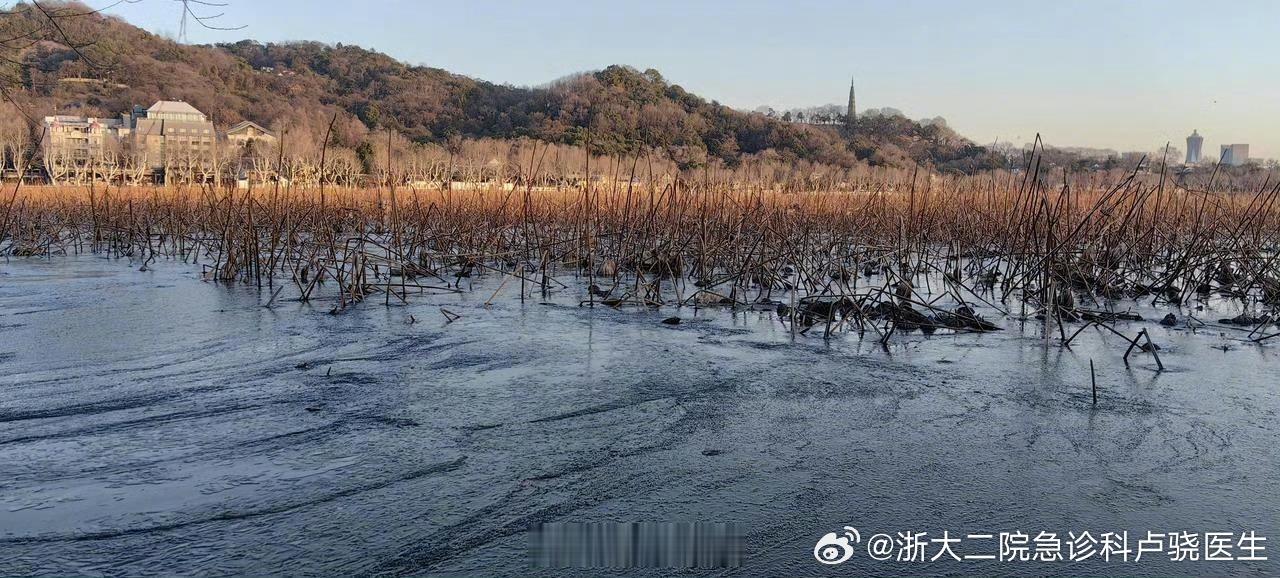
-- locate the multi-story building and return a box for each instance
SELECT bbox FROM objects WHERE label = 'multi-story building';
[41,100,227,183]
[130,101,219,179]
[1220,143,1250,167]
[40,115,130,183]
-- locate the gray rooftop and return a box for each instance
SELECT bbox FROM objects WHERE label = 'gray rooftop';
[225,120,274,137]
[148,101,204,116]
[134,118,215,137]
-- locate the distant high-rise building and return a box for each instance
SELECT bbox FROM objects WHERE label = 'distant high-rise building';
[846,77,856,127]
[1220,143,1250,167]
[1185,130,1203,164]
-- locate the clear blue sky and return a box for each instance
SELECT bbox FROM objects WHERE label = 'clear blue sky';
[101,0,1280,159]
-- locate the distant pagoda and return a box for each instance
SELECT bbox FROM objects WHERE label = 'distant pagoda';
[845,76,857,128]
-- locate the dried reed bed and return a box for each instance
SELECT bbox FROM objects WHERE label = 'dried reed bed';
[3,165,1280,346]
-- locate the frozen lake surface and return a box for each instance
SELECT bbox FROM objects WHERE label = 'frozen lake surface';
[1,256,1277,576]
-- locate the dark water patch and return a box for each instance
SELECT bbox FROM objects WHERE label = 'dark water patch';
[0,405,259,446]
[11,307,62,316]
[739,339,796,351]
[529,378,736,425]
[0,456,467,544]
[238,421,352,449]
[182,383,230,395]
[314,370,384,388]
[0,392,181,424]
[353,414,421,428]
[368,491,527,576]
[529,398,664,424]
[9,421,357,483]
[458,423,503,432]
[7,338,305,388]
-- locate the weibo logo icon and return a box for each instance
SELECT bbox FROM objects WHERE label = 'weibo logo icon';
[814,526,861,565]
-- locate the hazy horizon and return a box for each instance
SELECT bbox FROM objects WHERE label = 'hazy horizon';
[99,0,1280,159]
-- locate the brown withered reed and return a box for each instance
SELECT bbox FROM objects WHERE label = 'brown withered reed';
[3,150,1279,358]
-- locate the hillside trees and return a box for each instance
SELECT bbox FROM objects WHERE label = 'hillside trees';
[1,1,1007,183]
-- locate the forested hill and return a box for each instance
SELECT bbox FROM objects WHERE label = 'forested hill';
[2,1,1004,172]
